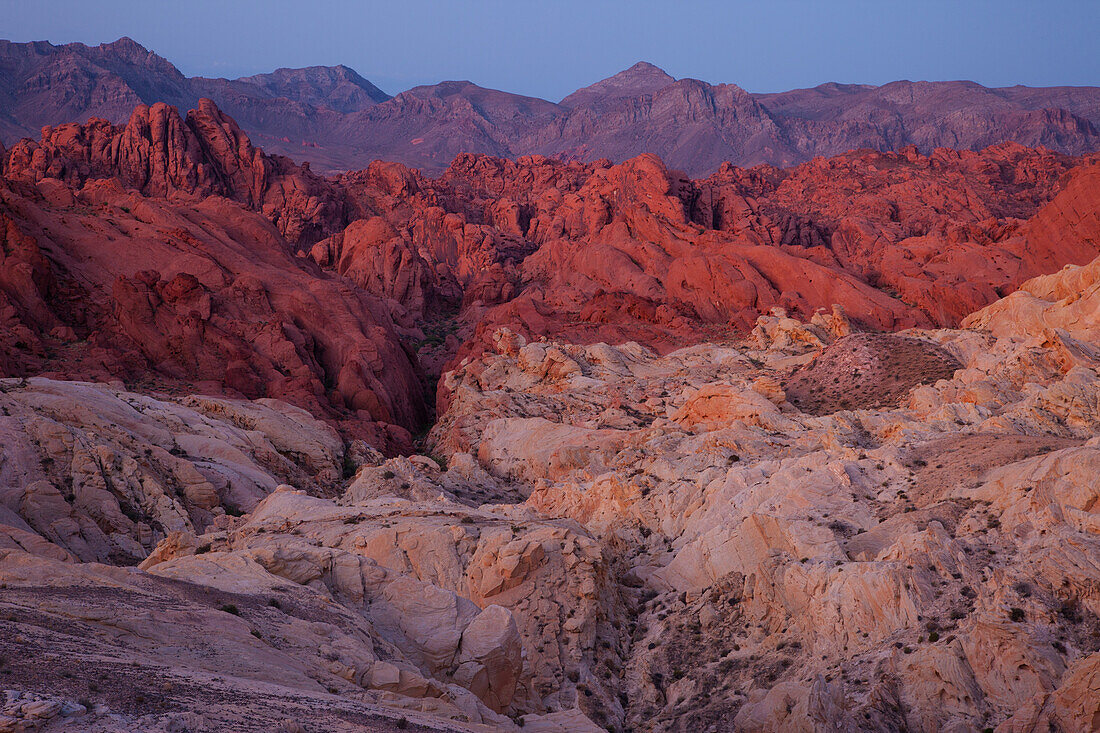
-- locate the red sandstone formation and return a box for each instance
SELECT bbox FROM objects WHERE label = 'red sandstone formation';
[0,173,423,453]
[4,99,1100,440]
[316,142,1100,365]
[2,84,1100,733]
[1,99,345,246]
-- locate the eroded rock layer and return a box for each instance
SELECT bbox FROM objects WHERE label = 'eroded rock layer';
[2,100,1100,732]
[4,253,1100,730]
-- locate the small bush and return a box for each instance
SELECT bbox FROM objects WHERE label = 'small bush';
[194,544,211,554]
[341,452,357,479]
[1009,607,1026,622]
[928,632,939,642]
[383,470,395,479]
[1059,600,1081,623]
[220,603,241,616]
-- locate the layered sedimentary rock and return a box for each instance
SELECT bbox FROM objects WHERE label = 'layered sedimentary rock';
[6,253,1100,730]
[0,377,618,731]
[0,165,424,451]
[6,102,1098,364]
[2,96,1100,731]
[425,267,1100,730]
[1,98,345,246]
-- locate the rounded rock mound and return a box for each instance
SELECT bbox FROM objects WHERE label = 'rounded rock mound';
[784,333,960,415]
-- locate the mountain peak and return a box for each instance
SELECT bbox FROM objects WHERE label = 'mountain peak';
[624,61,670,76]
[235,64,390,112]
[560,61,675,109]
[100,36,151,55]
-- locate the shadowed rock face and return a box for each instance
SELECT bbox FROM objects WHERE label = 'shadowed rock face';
[0,171,425,452]
[3,38,1100,175]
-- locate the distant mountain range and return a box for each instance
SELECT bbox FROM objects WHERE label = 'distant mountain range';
[2,37,1100,175]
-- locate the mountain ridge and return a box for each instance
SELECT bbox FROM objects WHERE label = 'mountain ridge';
[3,37,1100,176]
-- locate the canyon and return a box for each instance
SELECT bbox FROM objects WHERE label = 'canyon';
[1,93,1100,733]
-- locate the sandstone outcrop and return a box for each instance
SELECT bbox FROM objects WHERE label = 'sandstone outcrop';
[0,167,425,450]
[5,257,1100,730]
[1,99,345,247]
[420,251,1100,729]
[7,103,1100,395]
[2,94,1100,732]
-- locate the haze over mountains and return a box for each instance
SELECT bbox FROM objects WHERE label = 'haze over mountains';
[3,37,1100,175]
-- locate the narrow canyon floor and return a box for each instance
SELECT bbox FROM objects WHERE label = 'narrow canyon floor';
[3,253,1100,733]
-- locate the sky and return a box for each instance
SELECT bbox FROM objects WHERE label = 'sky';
[2,0,1098,100]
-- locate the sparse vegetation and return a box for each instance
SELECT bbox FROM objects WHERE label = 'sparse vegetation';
[341,451,357,479]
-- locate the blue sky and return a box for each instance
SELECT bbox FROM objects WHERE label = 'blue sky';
[4,0,1098,100]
